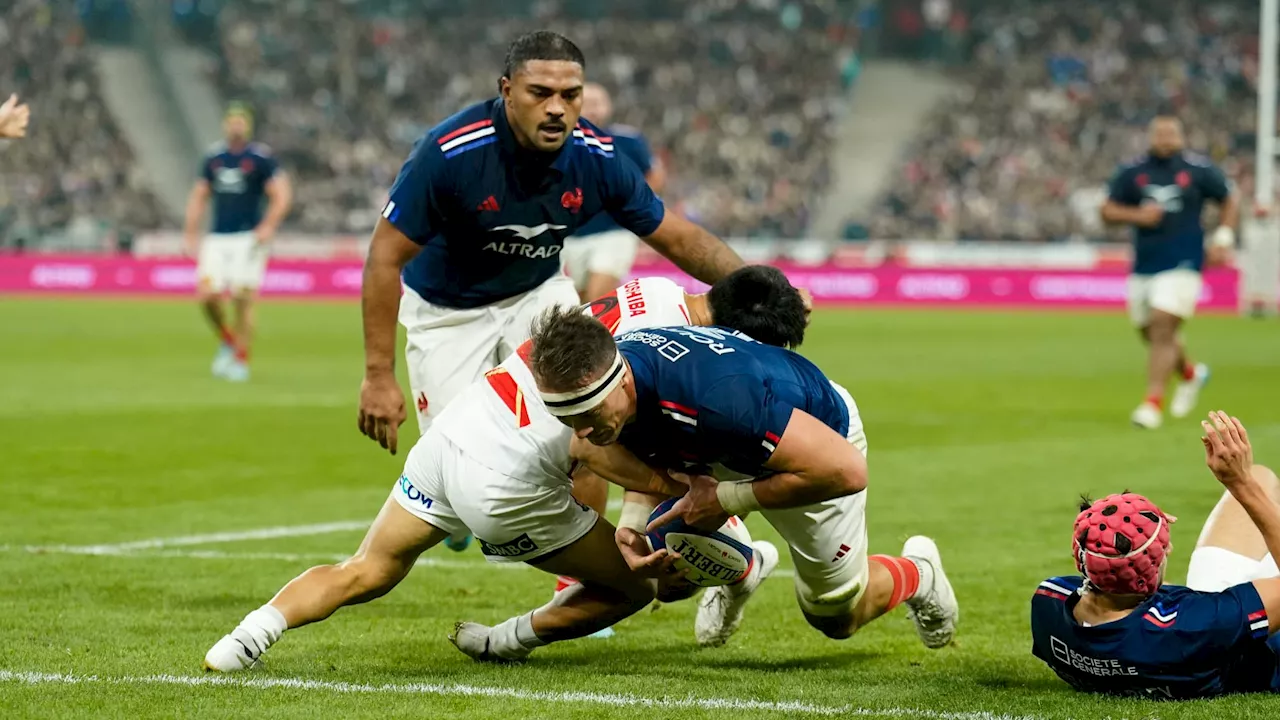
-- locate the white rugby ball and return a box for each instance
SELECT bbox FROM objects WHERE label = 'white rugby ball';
[647,499,755,587]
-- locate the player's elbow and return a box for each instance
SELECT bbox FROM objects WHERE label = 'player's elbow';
[1098,203,1119,225]
[815,458,867,500]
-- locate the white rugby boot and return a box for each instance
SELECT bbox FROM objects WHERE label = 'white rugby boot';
[695,540,779,648]
[449,616,542,662]
[211,344,234,378]
[1170,363,1210,419]
[1130,401,1163,429]
[902,536,959,649]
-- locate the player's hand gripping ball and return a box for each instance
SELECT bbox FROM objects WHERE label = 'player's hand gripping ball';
[647,498,754,587]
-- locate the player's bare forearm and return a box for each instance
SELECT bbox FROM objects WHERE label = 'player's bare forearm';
[1218,193,1240,231]
[747,466,865,510]
[1099,201,1142,226]
[752,409,868,508]
[643,213,743,285]
[570,437,685,496]
[183,182,210,239]
[258,175,293,235]
[361,218,419,375]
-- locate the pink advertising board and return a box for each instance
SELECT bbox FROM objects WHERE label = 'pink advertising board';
[0,254,1240,310]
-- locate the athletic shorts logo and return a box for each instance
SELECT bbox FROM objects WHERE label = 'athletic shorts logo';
[397,475,433,509]
[479,533,540,558]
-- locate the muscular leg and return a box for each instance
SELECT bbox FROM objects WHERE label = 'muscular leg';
[1187,466,1280,592]
[1144,310,1183,404]
[271,496,448,627]
[198,284,234,347]
[231,290,256,363]
[453,518,655,660]
[205,497,447,670]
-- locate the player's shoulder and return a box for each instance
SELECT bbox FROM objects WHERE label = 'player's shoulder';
[420,98,499,162]
[571,117,618,162]
[1034,576,1084,602]
[246,141,275,159]
[203,140,229,160]
[1116,154,1149,173]
[1181,151,1217,169]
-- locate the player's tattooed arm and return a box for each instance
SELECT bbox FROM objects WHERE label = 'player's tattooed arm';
[642,213,743,285]
[569,436,686,497]
[357,218,422,454]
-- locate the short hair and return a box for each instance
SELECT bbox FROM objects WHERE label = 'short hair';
[708,265,807,348]
[528,305,616,394]
[503,31,586,80]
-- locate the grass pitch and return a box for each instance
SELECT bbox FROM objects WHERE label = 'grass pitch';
[2,298,1279,719]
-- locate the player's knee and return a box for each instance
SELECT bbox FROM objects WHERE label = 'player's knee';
[803,611,858,640]
[336,553,410,598]
[1147,316,1179,342]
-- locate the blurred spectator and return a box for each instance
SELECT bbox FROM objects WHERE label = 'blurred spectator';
[866,0,1259,242]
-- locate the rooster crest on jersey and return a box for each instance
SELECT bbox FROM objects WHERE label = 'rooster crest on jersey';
[1072,493,1171,596]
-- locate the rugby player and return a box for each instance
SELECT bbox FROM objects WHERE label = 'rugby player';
[524,311,959,649]
[561,83,664,302]
[183,103,293,382]
[203,266,804,670]
[1100,115,1238,429]
[1031,411,1280,698]
[357,31,742,461]
[0,93,30,138]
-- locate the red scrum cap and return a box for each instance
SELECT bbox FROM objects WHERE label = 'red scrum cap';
[1072,493,1171,596]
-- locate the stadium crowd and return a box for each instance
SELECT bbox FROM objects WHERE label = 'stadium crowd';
[203,0,861,238]
[865,0,1259,242]
[0,0,163,248]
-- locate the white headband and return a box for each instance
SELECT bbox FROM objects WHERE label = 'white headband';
[540,352,625,417]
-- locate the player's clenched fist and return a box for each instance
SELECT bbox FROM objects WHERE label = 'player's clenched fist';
[1202,410,1253,487]
[0,93,31,138]
[358,372,406,455]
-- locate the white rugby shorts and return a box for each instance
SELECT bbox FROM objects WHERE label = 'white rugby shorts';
[391,427,599,563]
[1186,546,1280,593]
[196,231,269,293]
[1127,269,1203,327]
[562,229,641,291]
[399,274,579,434]
[760,381,871,617]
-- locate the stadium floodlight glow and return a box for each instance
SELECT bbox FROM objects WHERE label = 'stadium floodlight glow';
[1245,0,1280,316]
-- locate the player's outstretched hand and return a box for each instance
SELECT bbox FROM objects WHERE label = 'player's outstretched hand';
[358,372,406,455]
[0,93,30,138]
[1202,410,1253,488]
[615,527,680,578]
[646,472,729,533]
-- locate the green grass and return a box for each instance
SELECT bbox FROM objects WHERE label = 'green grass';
[2,298,1279,719]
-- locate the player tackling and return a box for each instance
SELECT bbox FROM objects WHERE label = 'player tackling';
[524,310,959,649]
[203,267,804,670]
[561,82,664,301]
[1100,115,1237,429]
[183,104,292,382]
[357,31,743,461]
[1032,411,1280,698]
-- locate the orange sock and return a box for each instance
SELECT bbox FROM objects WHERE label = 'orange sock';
[1145,394,1163,410]
[218,325,236,348]
[1181,361,1197,381]
[869,555,921,611]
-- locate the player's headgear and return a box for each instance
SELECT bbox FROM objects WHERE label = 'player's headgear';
[1072,493,1171,596]
[528,305,621,416]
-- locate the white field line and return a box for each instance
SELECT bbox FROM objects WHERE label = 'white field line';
[7,545,799,579]
[0,670,1052,720]
[13,499,624,556]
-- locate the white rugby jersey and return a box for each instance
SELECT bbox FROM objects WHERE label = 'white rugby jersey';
[434,277,691,486]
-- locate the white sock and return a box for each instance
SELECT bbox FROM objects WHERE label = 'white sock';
[236,605,288,653]
[906,557,936,603]
[487,611,546,660]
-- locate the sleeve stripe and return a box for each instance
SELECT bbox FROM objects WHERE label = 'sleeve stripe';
[382,200,397,219]
[1039,581,1073,596]
[1251,619,1269,632]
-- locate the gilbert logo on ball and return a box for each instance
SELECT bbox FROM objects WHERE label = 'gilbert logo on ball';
[647,498,754,587]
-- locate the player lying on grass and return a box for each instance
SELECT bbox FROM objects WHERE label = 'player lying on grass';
[524,309,959,649]
[1032,411,1280,699]
[203,267,806,670]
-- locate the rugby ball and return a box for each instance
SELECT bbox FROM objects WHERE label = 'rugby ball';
[647,498,755,587]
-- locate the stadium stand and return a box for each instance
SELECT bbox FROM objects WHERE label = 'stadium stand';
[864,0,1259,243]
[0,0,163,250]
[200,0,860,238]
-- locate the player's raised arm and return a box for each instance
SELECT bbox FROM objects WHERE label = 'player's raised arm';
[1202,411,1280,634]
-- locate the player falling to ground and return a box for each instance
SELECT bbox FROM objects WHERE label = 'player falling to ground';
[1032,411,1280,699]
[561,83,665,302]
[356,31,742,554]
[524,310,959,649]
[0,93,31,138]
[203,268,803,670]
[1100,115,1238,429]
[183,104,292,383]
